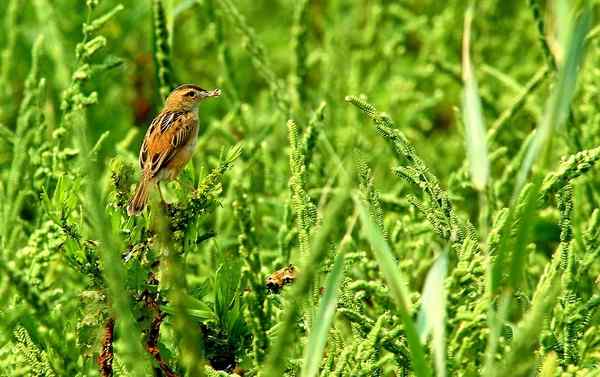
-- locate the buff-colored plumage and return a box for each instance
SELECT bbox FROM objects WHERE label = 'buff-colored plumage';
[127,84,221,216]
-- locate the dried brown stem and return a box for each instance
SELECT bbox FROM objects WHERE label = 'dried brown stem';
[146,296,179,377]
[98,318,115,377]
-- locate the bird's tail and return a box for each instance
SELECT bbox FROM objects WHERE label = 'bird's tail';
[127,179,151,216]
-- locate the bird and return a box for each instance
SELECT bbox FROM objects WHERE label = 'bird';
[127,84,221,216]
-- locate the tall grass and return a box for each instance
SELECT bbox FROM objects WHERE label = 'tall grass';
[2,1,600,376]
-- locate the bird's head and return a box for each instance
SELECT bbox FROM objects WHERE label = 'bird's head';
[165,84,221,111]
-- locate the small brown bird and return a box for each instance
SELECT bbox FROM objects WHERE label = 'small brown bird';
[127,84,221,216]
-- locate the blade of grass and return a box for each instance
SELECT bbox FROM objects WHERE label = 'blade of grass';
[489,274,560,377]
[417,251,448,377]
[485,9,591,373]
[513,3,592,198]
[301,252,345,377]
[72,111,151,376]
[461,3,489,192]
[508,4,592,291]
[155,202,208,377]
[487,66,550,142]
[482,294,510,375]
[356,197,432,377]
[490,2,592,296]
[263,173,351,377]
[481,64,523,93]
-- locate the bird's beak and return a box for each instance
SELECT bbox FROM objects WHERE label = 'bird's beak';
[206,88,221,97]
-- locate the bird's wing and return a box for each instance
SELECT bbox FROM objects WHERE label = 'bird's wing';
[138,117,157,170]
[140,111,196,178]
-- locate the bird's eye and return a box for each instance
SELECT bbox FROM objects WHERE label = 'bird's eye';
[186,90,196,97]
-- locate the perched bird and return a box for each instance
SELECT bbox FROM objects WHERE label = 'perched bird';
[127,84,221,216]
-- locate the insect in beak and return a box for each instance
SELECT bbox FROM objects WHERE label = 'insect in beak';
[203,88,221,98]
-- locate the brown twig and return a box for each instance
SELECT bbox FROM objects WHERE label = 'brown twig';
[147,311,179,377]
[145,290,179,377]
[98,318,115,377]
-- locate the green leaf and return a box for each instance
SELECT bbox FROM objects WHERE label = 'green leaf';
[214,259,245,339]
[417,252,448,377]
[461,4,489,191]
[161,297,216,322]
[356,198,432,377]
[301,252,345,377]
[489,275,560,377]
[491,3,592,297]
[0,123,15,144]
[89,130,110,158]
[514,4,592,197]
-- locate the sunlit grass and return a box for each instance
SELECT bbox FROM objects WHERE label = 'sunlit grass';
[1,1,600,376]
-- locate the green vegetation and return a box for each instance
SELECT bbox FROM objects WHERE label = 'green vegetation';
[2,0,600,376]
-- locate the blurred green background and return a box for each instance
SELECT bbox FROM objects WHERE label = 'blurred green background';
[2,0,600,376]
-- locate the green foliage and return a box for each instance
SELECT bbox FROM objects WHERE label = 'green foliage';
[291,0,310,110]
[288,119,317,260]
[346,95,471,250]
[11,327,56,376]
[3,1,600,377]
[461,3,490,192]
[0,0,19,122]
[152,0,175,100]
[216,0,290,116]
[357,198,432,377]
[301,252,345,377]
